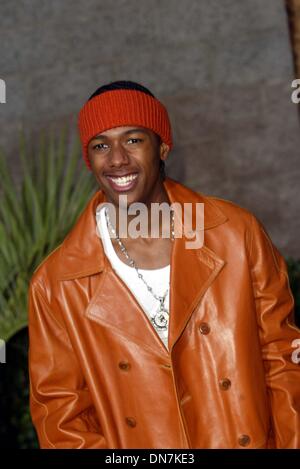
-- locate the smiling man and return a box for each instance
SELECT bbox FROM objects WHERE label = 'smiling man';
[28,80,300,449]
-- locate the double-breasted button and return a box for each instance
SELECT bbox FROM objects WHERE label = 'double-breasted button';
[118,361,131,371]
[219,378,231,390]
[199,322,210,335]
[238,434,251,447]
[125,417,137,428]
[161,363,171,369]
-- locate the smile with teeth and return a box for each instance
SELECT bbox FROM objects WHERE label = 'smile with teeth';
[107,173,138,186]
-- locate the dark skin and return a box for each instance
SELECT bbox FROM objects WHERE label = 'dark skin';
[88,126,173,269]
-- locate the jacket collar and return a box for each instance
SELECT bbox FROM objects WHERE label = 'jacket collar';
[57,177,228,281]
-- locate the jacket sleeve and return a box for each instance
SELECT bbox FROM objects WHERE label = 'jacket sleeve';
[28,279,107,448]
[248,214,300,448]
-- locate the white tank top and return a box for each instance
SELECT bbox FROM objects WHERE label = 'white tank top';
[95,205,170,350]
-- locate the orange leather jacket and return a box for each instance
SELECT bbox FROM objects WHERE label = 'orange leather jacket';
[28,177,300,449]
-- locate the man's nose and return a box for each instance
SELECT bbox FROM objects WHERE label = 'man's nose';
[109,142,129,166]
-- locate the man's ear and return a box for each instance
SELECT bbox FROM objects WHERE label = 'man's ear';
[159,142,170,162]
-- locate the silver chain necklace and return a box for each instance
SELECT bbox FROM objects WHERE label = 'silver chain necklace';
[104,206,175,332]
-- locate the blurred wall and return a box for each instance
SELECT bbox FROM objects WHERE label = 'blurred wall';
[0,0,299,256]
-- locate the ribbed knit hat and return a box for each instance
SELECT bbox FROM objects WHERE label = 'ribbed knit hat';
[78,81,173,170]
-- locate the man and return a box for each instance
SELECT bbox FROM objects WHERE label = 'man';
[28,80,300,449]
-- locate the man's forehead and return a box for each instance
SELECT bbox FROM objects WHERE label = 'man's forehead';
[93,126,151,139]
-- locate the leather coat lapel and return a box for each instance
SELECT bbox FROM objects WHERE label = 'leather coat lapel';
[84,259,170,355]
[162,178,227,350]
[169,235,225,350]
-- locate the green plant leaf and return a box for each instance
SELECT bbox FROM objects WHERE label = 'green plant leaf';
[0,128,95,341]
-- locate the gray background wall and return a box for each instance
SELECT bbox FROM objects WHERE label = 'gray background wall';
[0,0,299,256]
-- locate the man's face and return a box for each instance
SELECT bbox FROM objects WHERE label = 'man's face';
[87,126,169,207]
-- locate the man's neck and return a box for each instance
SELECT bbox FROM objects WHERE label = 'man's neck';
[110,182,172,240]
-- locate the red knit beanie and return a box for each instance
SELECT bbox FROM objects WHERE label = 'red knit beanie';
[78,88,173,170]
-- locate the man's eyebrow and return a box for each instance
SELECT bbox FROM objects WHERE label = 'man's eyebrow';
[92,128,149,140]
[123,128,149,135]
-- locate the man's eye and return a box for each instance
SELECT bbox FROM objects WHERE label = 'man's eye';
[93,143,108,150]
[128,138,143,144]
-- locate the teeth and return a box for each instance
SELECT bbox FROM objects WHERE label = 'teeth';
[108,173,138,186]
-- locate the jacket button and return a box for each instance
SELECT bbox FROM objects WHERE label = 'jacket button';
[125,417,137,428]
[119,361,131,371]
[238,434,251,447]
[161,363,172,369]
[199,322,210,335]
[219,378,231,390]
